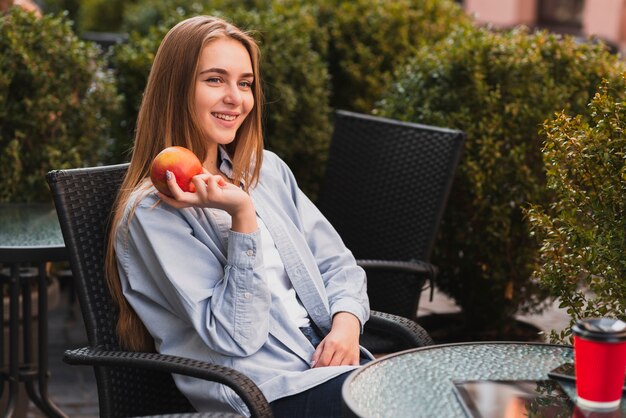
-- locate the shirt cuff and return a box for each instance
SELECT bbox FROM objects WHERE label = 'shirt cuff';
[330,300,369,333]
[227,229,261,269]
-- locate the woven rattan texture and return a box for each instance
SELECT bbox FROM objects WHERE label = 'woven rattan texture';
[318,111,464,318]
[362,311,434,353]
[51,165,125,350]
[47,165,196,417]
[137,414,242,418]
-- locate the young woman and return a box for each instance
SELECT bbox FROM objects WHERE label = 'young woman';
[105,15,372,417]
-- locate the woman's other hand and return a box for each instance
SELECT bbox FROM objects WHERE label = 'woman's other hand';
[311,312,361,368]
[157,170,257,233]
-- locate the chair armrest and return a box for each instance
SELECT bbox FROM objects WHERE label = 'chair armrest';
[368,310,434,348]
[64,346,272,418]
[356,259,437,275]
[356,259,438,301]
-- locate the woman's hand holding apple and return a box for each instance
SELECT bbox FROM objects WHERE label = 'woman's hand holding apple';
[150,146,256,233]
[157,171,258,234]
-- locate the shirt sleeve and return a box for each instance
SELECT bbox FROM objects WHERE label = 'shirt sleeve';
[272,154,370,331]
[116,196,271,356]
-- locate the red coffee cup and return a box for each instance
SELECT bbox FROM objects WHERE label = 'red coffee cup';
[572,318,626,410]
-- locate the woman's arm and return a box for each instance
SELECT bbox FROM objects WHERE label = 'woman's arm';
[119,181,270,357]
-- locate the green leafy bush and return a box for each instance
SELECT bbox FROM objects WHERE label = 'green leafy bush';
[0,9,120,202]
[377,26,624,334]
[121,0,228,34]
[317,0,471,112]
[42,0,80,27]
[108,26,164,161]
[111,3,331,197]
[76,0,127,33]
[527,77,626,342]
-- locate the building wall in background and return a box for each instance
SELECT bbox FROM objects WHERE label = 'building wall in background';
[464,0,623,53]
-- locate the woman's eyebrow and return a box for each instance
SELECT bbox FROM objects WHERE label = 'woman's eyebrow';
[199,67,254,78]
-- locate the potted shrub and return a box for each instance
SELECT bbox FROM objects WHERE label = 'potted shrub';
[376,26,624,339]
[0,8,120,203]
[527,76,626,342]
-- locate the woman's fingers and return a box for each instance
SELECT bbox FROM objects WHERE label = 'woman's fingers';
[311,338,358,368]
[165,170,187,200]
[158,171,249,215]
[311,340,324,368]
[162,171,230,205]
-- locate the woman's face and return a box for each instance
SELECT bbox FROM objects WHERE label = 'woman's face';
[194,37,254,147]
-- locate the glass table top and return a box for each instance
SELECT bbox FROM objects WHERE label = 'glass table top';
[343,342,626,418]
[0,203,66,262]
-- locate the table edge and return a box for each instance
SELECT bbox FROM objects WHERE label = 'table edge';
[0,245,68,263]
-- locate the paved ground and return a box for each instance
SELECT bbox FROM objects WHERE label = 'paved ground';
[416,287,572,339]
[23,285,572,417]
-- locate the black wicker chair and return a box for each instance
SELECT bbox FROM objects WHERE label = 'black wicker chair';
[46,164,270,418]
[317,111,465,351]
[46,161,433,417]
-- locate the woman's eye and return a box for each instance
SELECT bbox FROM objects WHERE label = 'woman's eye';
[239,81,253,89]
[205,77,221,84]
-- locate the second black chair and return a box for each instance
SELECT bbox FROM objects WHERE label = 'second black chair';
[317,110,465,335]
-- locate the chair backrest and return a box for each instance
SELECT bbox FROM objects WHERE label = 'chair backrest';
[47,164,196,417]
[317,110,465,318]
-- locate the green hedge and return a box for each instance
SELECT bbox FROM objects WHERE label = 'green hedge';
[527,77,626,342]
[377,26,624,333]
[0,9,120,202]
[317,0,471,112]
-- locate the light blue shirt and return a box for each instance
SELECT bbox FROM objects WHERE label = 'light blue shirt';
[115,148,372,415]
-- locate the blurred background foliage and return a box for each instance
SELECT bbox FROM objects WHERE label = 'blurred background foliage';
[4,0,625,340]
[0,8,120,202]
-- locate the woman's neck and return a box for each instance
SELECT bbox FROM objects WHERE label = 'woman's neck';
[203,145,221,175]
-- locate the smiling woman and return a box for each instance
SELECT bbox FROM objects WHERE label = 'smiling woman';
[103,15,372,418]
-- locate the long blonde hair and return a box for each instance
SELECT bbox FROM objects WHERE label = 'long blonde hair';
[105,16,264,352]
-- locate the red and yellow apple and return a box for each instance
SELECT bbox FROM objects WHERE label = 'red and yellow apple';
[150,146,203,197]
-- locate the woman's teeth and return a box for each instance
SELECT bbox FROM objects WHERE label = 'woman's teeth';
[213,113,236,121]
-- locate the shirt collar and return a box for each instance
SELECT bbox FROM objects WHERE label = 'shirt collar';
[218,145,246,187]
[218,145,234,178]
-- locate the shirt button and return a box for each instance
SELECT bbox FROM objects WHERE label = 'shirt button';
[246,250,254,256]
[244,292,251,299]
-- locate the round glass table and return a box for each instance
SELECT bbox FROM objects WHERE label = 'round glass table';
[342,342,626,418]
[0,203,68,417]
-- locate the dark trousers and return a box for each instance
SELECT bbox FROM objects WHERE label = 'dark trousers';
[270,326,370,418]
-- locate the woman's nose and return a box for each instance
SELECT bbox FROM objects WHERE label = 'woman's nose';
[223,83,242,105]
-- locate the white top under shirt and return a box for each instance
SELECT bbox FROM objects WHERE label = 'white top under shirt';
[209,208,310,328]
[257,216,311,328]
